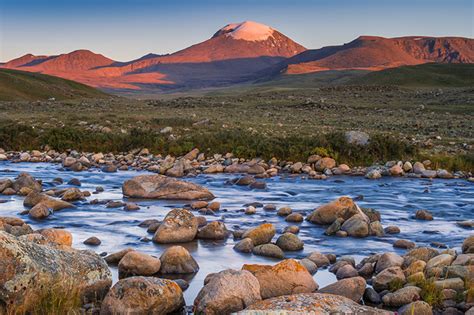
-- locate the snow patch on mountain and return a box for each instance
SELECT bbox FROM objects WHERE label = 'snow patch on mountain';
[217,21,274,41]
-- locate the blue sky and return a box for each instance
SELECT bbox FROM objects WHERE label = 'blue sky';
[1,0,472,61]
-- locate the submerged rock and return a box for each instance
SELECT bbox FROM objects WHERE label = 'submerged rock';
[122,174,214,200]
[0,231,111,313]
[101,276,184,315]
[194,269,261,315]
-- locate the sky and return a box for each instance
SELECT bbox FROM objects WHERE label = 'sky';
[0,0,473,62]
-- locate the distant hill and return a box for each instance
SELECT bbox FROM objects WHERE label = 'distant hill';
[0,68,110,101]
[348,63,474,87]
[272,36,474,75]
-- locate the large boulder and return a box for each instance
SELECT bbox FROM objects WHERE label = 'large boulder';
[122,174,214,200]
[11,173,42,193]
[318,276,366,302]
[0,231,111,314]
[307,197,358,225]
[242,259,318,299]
[24,191,74,211]
[101,277,184,315]
[194,269,261,315]
[241,223,275,246]
[159,246,199,274]
[118,251,161,278]
[39,228,73,246]
[243,293,392,314]
[153,209,198,243]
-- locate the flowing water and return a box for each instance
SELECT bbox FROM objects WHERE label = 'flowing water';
[0,162,473,305]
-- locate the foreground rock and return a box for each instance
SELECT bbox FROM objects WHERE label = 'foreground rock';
[122,174,214,200]
[194,269,261,315]
[242,293,392,314]
[0,231,111,313]
[153,208,198,243]
[101,277,184,315]
[241,223,276,246]
[242,259,318,299]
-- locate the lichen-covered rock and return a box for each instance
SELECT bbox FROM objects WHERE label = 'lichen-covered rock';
[376,252,404,273]
[101,276,184,315]
[153,208,198,243]
[194,269,261,315]
[118,251,161,278]
[462,235,474,254]
[61,187,83,201]
[341,214,369,237]
[39,228,73,246]
[122,174,214,200]
[28,203,51,220]
[307,197,358,225]
[159,246,199,274]
[0,231,111,314]
[242,293,392,314]
[0,217,33,236]
[242,259,318,299]
[318,276,366,302]
[24,191,74,211]
[241,223,275,246]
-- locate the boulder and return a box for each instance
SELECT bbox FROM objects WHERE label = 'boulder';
[426,254,454,270]
[0,217,33,236]
[404,247,439,266]
[0,231,111,313]
[276,233,304,251]
[243,293,392,314]
[336,264,359,279]
[122,174,214,200]
[315,157,336,171]
[24,191,74,211]
[61,188,83,201]
[12,173,42,193]
[376,252,404,273]
[193,269,261,315]
[398,301,433,315]
[242,259,318,299]
[104,248,135,265]
[28,203,51,220]
[159,246,199,274]
[101,277,184,315]
[253,244,285,259]
[341,214,369,237]
[197,221,228,240]
[373,267,406,292]
[345,131,370,146]
[234,238,254,253]
[415,209,433,221]
[153,209,198,243]
[318,276,366,302]
[382,286,421,307]
[118,251,161,278]
[83,236,101,246]
[306,252,330,267]
[462,235,474,254]
[241,223,275,246]
[299,258,318,275]
[307,196,358,225]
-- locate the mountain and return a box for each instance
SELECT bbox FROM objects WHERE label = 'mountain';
[0,68,110,101]
[273,36,474,75]
[2,21,305,91]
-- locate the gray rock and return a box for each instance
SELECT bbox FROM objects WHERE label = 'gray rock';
[276,233,304,251]
[319,276,366,302]
[382,286,421,307]
[159,246,199,274]
[252,244,285,259]
[234,238,254,253]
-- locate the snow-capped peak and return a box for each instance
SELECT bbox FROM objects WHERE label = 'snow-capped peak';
[214,21,274,41]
